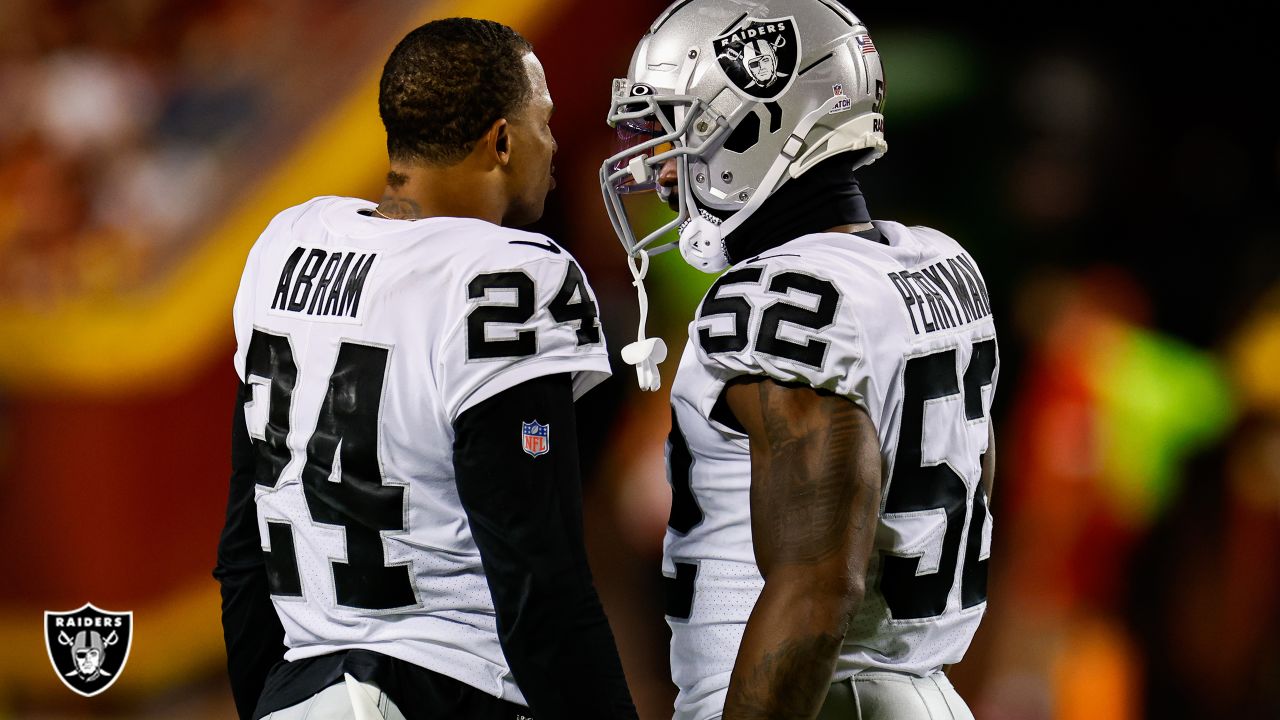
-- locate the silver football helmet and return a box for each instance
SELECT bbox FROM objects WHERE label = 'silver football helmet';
[600,0,888,273]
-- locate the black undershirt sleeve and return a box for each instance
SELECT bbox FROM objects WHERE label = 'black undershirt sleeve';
[213,382,288,720]
[453,373,638,720]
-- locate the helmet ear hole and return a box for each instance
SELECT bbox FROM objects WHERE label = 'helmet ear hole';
[723,111,762,154]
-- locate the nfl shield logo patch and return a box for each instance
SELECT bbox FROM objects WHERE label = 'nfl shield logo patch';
[521,420,550,458]
[44,603,133,697]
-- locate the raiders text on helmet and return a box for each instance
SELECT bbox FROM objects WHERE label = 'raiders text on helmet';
[601,0,888,272]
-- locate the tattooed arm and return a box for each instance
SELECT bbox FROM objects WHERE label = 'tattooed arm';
[721,377,883,720]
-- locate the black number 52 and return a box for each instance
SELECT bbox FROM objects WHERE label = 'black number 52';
[697,268,840,366]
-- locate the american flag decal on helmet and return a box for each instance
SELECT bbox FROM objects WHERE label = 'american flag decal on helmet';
[521,421,550,457]
[856,35,876,54]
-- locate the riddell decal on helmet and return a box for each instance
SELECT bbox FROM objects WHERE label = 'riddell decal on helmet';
[713,16,801,101]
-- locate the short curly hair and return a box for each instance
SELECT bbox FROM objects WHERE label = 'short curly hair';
[379,18,533,166]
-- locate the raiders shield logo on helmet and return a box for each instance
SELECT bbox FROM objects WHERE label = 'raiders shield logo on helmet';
[44,603,133,697]
[713,16,801,101]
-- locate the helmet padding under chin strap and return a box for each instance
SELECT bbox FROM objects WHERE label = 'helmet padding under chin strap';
[676,93,846,274]
[678,211,731,272]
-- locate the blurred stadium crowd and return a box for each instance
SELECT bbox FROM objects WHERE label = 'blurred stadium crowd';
[0,1,1275,719]
[0,0,412,304]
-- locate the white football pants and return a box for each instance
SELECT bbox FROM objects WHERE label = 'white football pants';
[816,671,975,720]
[260,676,407,720]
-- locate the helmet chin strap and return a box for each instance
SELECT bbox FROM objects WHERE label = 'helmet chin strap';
[677,93,846,274]
[620,248,668,391]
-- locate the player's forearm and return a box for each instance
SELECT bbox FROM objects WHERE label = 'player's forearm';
[549,579,637,718]
[217,571,286,719]
[724,568,862,720]
[454,375,638,719]
[486,556,635,718]
[215,382,287,718]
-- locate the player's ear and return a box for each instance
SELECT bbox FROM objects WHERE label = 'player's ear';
[486,118,512,167]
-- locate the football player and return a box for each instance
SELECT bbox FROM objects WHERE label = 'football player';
[215,18,637,720]
[601,1,998,718]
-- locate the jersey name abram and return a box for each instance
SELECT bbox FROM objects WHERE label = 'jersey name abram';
[269,245,377,322]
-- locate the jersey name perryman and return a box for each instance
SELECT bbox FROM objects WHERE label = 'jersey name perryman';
[887,252,991,335]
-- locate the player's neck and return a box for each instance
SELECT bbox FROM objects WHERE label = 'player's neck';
[374,161,507,225]
[828,222,874,234]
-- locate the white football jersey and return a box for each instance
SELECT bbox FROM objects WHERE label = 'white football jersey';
[664,221,999,720]
[231,196,610,705]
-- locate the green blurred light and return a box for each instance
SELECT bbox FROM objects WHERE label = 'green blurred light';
[1092,326,1235,520]
[628,198,716,323]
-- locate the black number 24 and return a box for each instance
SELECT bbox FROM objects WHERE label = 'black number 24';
[244,329,417,611]
[466,262,600,360]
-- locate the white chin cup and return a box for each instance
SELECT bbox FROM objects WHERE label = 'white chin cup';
[678,215,730,273]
